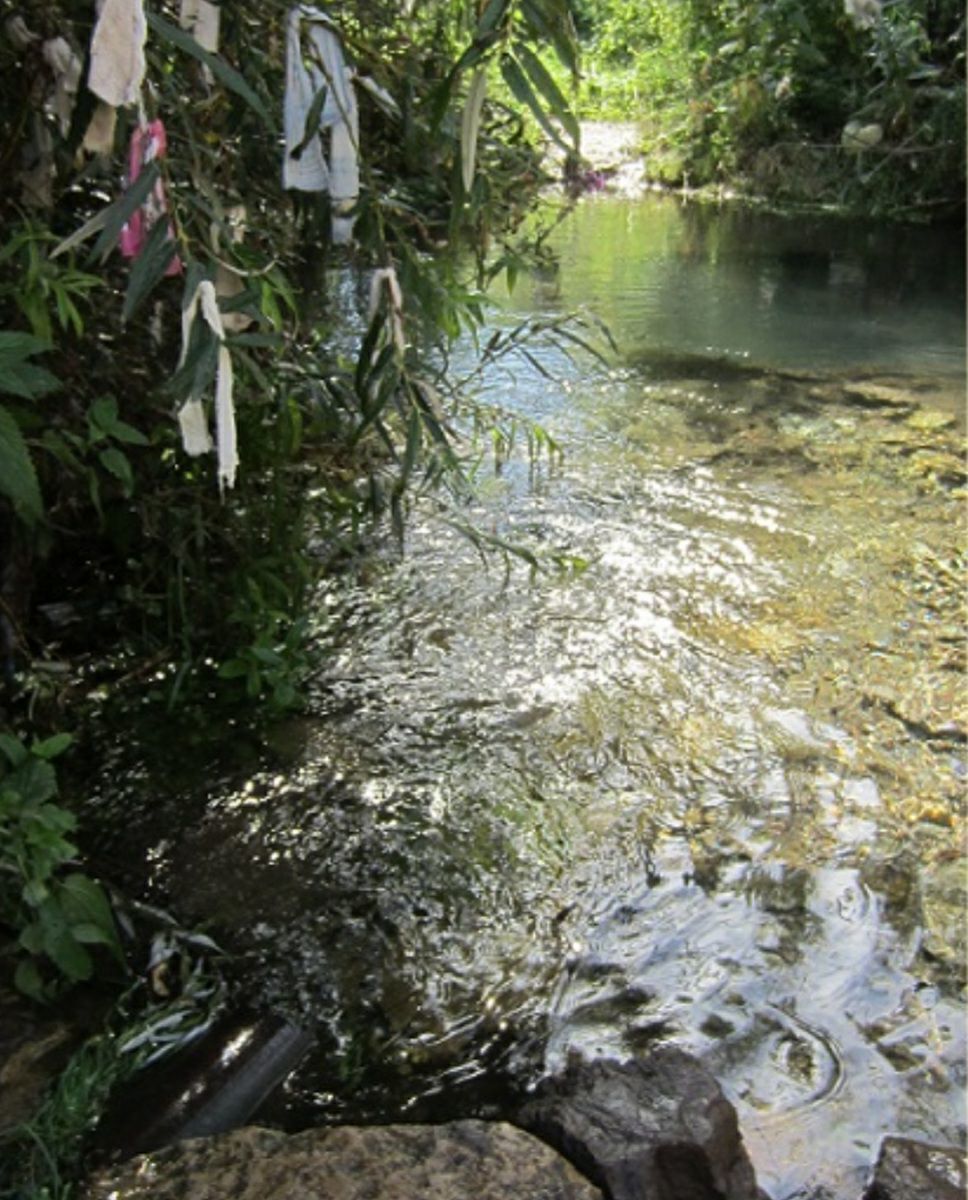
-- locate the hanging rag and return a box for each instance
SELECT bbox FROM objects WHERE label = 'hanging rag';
[15,34,83,206]
[176,280,238,492]
[283,5,359,240]
[179,0,221,52]
[42,37,83,136]
[120,120,183,275]
[88,0,147,108]
[83,102,118,154]
[368,266,405,355]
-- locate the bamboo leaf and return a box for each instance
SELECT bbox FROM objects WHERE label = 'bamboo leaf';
[500,55,570,152]
[290,84,328,162]
[146,12,271,127]
[121,220,178,324]
[460,68,488,193]
[51,163,159,262]
[512,41,579,146]
[475,0,509,37]
[0,405,43,525]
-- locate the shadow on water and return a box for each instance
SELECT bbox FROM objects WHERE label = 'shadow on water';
[82,195,966,1200]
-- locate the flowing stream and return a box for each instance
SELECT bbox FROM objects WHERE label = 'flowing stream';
[89,196,966,1200]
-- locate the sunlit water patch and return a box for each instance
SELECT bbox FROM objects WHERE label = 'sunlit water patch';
[85,197,966,1200]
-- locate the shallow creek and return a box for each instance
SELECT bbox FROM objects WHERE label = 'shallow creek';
[88,197,966,1200]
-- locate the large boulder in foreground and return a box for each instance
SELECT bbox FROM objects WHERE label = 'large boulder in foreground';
[84,1120,603,1200]
[517,1050,768,1200]
[862,1136,966,1200]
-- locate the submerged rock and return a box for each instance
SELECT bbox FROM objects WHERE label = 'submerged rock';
[84,1121,603,1200]
[517,1050,768,1200]
[862,1136,966,1200]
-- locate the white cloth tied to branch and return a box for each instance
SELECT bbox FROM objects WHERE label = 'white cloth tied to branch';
[179,0,221,53]
[844,0,881,29]
[42,37,83,136]
[177,281,238,492]
[88,0,147,108]
[368,266,405,355]
[283,5,359,241]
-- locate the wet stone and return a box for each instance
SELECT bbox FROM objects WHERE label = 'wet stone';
[83,1121,603,1200]
[517,1050,767,1200]
[863,1136,966,1200]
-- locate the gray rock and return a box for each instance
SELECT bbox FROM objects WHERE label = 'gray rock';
[517,1050,768,1200]
[863,1136,966,1200]
[83,1120,603,1200]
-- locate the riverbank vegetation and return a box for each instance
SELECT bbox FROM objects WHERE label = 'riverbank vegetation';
[1,2,586,1192]
[0,1,963,1194]
[571,0,965,217]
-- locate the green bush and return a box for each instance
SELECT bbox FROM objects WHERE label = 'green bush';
[0,732,123,1000]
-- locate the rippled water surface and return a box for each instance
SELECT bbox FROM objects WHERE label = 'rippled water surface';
[90,198,966,1200]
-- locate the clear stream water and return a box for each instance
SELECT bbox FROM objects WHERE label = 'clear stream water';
[89,196,966,1200]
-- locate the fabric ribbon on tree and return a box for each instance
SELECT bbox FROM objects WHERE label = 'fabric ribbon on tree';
[120,120,183,275]
[282,4,359,243]
[176,280,238,493]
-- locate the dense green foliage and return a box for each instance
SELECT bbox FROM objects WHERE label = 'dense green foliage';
[575,0,965,215]
[0,0,582,719]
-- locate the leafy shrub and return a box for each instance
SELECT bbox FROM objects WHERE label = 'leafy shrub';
[0,732,124,999]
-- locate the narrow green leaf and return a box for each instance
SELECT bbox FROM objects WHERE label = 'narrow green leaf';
[121,218,178,324]
[67,163,160,263]
[290,84,328,162]
[500,55,570,152]
[461,68,488,193]
[147,12,271,127]
[0,405,43,525]
[475,0,509,37]
[512,40,579,145]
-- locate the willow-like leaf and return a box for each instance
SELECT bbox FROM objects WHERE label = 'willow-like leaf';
[146,12,271,127]
[52,164,159,262]
[121,221,178,324]
[512,41,579,147]
[500,55,570,152]
[461,69,488,193]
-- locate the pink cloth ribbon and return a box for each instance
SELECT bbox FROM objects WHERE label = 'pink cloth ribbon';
[120,120,183,274]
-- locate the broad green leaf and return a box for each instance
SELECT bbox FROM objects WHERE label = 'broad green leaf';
[59,874,124,963]
[14,959,45,1000]
[71,922,117,946]
[461,68,488,193]
[0,733,28,767]
[43,925,94,981]
[122,219,178,324]
[0,332,50,361]
[147,12,271,127]
[9,757,58,804]
[512,41,579,146]
[19,924,45,954]
[0,358,61,399]
[0,405,43,525]
[31,733,73,760]
[99,447,135,495]
[22,879,50,907]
